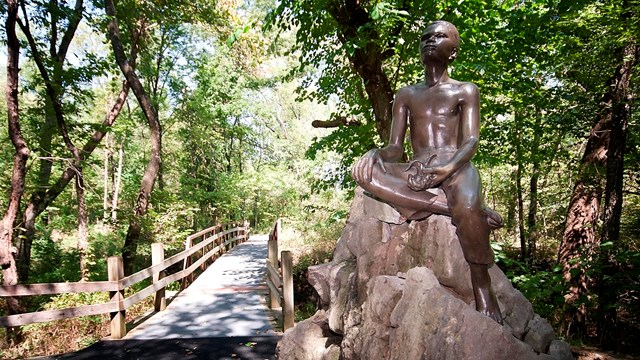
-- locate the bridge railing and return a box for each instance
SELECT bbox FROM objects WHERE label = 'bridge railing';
[0,221,249,339]
[265,218,295,330]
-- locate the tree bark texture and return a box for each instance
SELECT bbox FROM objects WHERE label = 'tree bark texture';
[558,41,637,338]
[311,117,362,128]
[2,0,29,325]
[597,42,637,349]
[325,1,398,143]
[105,0,162,275]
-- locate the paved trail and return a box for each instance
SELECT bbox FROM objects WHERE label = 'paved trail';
[126,234,276,339]
[42,235,280,360]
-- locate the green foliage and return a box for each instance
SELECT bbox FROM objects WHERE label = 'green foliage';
[493,242,565,321]
[292,251,334,321]
[3,0,639,355]
[30,229,81,284]
[512,268,566,321]
[306,121,379,191]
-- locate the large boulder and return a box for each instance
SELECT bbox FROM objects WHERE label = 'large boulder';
[277,187,573,360]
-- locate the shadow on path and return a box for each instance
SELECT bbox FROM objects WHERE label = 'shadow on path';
[34,236,280,359]
[38,336,280,360]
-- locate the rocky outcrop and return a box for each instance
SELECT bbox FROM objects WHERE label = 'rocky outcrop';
[277,187,573,360]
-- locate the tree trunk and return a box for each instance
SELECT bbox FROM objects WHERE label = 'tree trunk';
[76,166,89,281]
[2,0,28,339]
[325,1,397,143]
[597,42,637,349]
[16,82,129,281]
[111,143,124,222]
[514,112,527,261]
[16,0,83,281]
[105,0,162,275]
[527,162,539,264]
[558,41,637,338]
[103,133,111,223]
[527,120,541,264]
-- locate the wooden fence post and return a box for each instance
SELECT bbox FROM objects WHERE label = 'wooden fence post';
[181,236,193,290]
[243,220,249,243]
[282,250,294,330]
[268,231,279,308]
[232,223,238,247]
[152,243,166,311]
[108,256,126,339]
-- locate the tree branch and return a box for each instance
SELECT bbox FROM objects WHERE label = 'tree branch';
[312,116,362,128]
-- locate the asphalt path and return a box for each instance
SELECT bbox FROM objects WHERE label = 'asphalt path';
[38,235,280,360]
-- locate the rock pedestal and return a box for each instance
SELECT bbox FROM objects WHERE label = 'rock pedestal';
[276,188,573,360]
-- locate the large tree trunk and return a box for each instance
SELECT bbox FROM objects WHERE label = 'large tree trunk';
[2,0,29,339]
[105,0,162,275]
[558,41,637,338]
[325,1,398,143]
[597,42,637,350]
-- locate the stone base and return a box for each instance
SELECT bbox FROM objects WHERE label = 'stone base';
[277,187,573,360]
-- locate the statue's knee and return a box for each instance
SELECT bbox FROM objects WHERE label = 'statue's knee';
[450,203,483,223]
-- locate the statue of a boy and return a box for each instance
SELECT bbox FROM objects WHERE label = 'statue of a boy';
[352,20,503,323]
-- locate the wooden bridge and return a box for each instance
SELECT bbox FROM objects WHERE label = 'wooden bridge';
[0,220,294,359]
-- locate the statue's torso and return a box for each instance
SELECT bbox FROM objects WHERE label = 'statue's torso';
[406,80,469,161]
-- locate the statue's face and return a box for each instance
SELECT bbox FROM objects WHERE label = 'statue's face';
[420,22,459,66]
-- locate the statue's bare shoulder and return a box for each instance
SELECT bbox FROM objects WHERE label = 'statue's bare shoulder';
[394,84,418,105]
[451,80,480,105]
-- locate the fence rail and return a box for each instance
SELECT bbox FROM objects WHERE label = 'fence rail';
[265,219,294,330]
[0,221,249,339]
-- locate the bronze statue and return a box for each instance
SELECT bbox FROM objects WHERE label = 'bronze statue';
[352,20,503,324]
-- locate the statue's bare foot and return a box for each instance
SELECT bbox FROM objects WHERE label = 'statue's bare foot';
[469,263,503,324]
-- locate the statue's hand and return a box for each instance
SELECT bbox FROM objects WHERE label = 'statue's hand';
[352,149,386,184]
[420,164,454,188]
[406,160,433,191]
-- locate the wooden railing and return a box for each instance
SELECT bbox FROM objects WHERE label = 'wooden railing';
[0,221,249,339]
[265,219,294,330]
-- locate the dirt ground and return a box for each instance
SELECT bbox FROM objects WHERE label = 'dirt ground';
[573,347,640,360]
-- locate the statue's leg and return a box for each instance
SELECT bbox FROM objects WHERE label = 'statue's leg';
[444,163,503,324]
[357,163,449,219]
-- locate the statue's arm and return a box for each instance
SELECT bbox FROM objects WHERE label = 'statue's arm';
[352,88,410,183]
[446,83,480,171]
[378,87,410,162]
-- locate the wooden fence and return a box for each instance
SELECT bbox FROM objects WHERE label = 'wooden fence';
[265,218,295,330]
[0,221,249,339]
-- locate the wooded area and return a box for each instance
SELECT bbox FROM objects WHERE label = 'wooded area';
[0,0,638,358]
